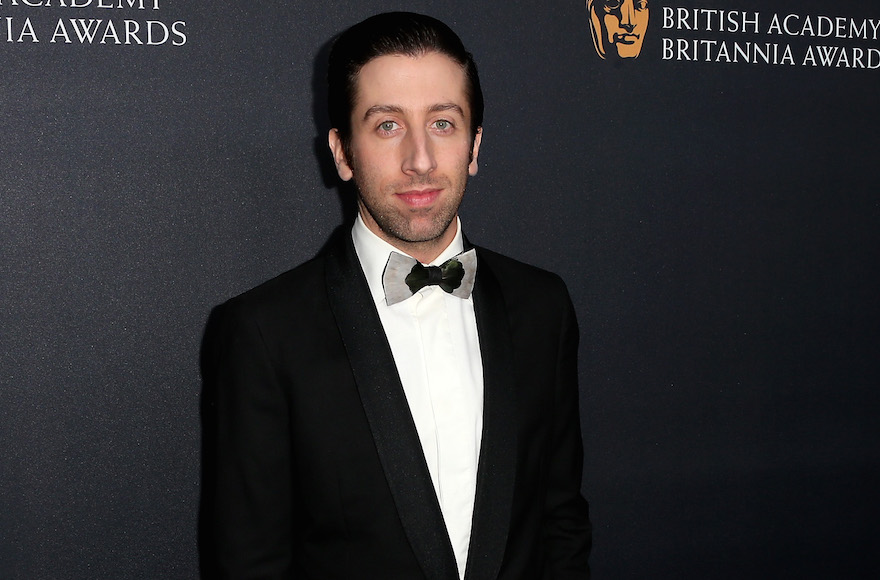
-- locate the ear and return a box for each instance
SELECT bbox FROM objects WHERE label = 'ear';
[328,129,353,181]
[468,127,482,176]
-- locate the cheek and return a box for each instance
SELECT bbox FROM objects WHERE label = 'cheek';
[603,14,621,36]
[435,137,475,164]
[351,140,397,175]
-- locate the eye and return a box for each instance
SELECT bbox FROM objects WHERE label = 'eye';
[376,121,400,136]
[635,0,647,9]
[603,0,622,10]
[434,119,451,131]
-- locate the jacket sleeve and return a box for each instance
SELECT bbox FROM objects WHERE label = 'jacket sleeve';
[542,286,592,579]
[201,299,294,579]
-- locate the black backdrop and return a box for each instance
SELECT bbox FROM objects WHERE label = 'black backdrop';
[2,1,878,578]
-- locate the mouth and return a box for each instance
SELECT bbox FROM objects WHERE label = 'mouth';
[613,33,640,45]
[396,188,442,208]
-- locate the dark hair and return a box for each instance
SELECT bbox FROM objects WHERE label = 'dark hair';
[327,12,483,152]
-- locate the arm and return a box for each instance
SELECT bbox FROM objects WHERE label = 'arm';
[542,288,592,578]
[201,299,294,579]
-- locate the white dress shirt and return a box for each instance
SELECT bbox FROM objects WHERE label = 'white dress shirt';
[352,215,483,579]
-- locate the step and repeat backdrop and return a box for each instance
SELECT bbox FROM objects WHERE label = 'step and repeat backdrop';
[2,1,878,578]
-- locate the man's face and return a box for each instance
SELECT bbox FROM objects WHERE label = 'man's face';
[589,0,649,59]
[329,52,481,257]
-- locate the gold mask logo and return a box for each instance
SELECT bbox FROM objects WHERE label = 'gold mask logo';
[587,0,649,59]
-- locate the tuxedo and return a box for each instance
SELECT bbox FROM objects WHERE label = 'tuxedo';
[201,229,591,579]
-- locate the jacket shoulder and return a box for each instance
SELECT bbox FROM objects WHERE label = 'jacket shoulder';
[476,246,570,297]
[220,253,329,324]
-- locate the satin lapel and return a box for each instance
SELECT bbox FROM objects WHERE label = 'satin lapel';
[324,234,459,580]
[464,249,517,580]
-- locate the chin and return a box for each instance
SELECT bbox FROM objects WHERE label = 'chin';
[615,44,643,58]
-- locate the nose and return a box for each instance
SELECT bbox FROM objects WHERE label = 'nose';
[620,0,636,32]
[401,128,436,176]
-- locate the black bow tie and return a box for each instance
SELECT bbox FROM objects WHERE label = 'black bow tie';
[382,249,477,306]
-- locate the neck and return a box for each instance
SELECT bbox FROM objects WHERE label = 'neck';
[359,211,459,264]
[394,228,457,264]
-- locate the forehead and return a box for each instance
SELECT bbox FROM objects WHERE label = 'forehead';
[594,0,637,8]
[352,52,470,116]
[597,0,647,8]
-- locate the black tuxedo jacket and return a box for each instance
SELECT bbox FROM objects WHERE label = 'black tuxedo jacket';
[202,230,591,579]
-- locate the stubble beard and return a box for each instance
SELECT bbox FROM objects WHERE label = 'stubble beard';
[351,165,468,249]
[356,184,460,244]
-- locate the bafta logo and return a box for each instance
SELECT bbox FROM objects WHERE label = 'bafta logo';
[587,0,649,59]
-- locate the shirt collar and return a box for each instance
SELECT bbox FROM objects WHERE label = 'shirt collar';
[351,213,465,306]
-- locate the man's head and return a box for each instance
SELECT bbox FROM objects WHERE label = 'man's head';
[326,12,484,262]
[588,0,649,59]
[328,12,483,156]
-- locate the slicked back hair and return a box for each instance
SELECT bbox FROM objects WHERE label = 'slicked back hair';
[327,12,484,155]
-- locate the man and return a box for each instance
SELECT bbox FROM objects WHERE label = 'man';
[203,11,591,579]
[587,0,649,59]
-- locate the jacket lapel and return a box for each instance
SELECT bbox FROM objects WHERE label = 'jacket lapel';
[324,233,459,580]
[464,249,518,580]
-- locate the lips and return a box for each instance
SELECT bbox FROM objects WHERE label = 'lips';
[396,189,441,208]
[614,33,640,45]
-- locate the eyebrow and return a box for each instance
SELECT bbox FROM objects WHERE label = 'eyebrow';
[362,102,465,121]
